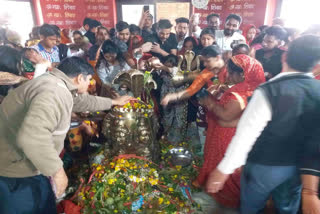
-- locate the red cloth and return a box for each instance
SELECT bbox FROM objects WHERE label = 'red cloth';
[185,69,215,96]
[242,24,257,46]
[197,55,265,208]
[57,200,81,214]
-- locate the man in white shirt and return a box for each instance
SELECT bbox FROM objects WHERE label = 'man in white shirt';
[215,14,245,52]
[206,35,320,214]
[175,17,189,51]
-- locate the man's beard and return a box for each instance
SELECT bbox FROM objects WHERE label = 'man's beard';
[178,32,186,38]
[224,29,235,36]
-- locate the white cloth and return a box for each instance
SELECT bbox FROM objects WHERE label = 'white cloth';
[217,71,310,174]
[192,26,202,38]
[177,34,189,51]
[78,26,87,36]
[215,30,245,52]
[33,63,49,79]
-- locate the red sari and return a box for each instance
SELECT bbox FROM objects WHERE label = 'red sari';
[197,54,265,208]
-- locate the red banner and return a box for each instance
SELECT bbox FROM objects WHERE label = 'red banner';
[194,0,268,30]
[38,0,116,29]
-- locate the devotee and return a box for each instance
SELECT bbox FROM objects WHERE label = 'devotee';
[31,24,60,65]
[189,13,202,38]
[116,21,131,44]
[69,30,91,58]
[139,9,154,40]
[0,57,132,214]
[21,48,51,79]
[255,25,287,80]
[96,40,131,96]
[79,17,92,35]
[175,17,189,51]
[53,25,71,61]
[207,13,221,30]
[84,19,101,45]
[0,46,26,96]
[199,27,216,47]
[153,54,185,142]
[26,26,40,47]
[215,14,246,52]
[161,45,225,160]
[243,24,257,46]
[206,35,320,214]
[145,19,178,61]
[232,43,250,56]
[282,27,300,51]
[179,36,198,55]
[88,26,109,61]
[129,24,141,37]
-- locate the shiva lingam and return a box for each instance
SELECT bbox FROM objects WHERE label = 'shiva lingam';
[102,69,158,160]
[112,69,157,98]
[102,100,158,160]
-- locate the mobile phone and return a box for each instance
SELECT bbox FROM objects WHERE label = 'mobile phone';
[143,5,149,12]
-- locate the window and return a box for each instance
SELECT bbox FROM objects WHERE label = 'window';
[0,0,34,45]
[281,0,320,31]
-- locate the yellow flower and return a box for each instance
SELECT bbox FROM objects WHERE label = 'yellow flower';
[176,165,182,171]
[114,210,118,213]
[158,198,164,204]
[169,188,174,192]
[144,113,148,117]
[108,179,116,184]
[166,200,170,205]
[179,202,184,207]
[96,166,102,171]
[121,189,125,193]
[152,178,158,185]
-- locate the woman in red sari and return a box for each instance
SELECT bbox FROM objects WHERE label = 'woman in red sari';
[197,54,265,208]
[243,24,257,46]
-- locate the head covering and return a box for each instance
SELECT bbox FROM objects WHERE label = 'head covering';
[242,24,256,45]
[227,54,265,95]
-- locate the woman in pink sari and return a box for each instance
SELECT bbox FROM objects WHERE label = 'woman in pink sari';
[197,54,265,208]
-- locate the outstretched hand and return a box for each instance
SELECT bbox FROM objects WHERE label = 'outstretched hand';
[112,96,136,106]
[161,93,177,106]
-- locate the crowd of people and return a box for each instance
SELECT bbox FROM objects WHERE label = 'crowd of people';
[0,8,320,214]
